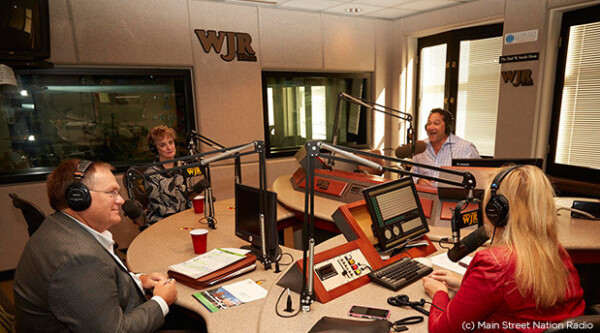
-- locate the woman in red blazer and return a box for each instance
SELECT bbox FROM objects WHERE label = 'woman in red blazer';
[423,165,585,332]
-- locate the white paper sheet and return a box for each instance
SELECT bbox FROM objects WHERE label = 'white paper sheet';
[222,278,267,303]
[429,252,472,275]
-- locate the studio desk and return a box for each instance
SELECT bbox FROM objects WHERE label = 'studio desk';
[272,174,600,264]
[127,198,432,332]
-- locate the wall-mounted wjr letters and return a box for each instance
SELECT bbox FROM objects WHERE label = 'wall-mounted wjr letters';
[194,29,257,62]
[501,70,533,87]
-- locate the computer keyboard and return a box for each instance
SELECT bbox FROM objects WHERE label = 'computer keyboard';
[368,257,433,291]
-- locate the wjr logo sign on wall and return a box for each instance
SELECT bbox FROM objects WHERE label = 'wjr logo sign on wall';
[194,29,257,62]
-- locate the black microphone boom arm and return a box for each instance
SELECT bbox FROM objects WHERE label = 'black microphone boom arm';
[187,130,242,184]
[331,92,415,166]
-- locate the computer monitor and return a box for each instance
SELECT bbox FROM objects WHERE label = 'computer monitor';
[234,183,279,259]
[362,177,429,252]
[452,158,543,168]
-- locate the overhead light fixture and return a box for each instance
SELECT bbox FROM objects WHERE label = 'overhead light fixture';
[345,7,362,14]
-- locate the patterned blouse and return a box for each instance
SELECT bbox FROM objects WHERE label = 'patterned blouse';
[144,163,190,225]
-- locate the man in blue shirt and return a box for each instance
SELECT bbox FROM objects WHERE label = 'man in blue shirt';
[411,109,480,186]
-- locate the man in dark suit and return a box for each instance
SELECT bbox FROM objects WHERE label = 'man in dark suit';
[14,159,177,332]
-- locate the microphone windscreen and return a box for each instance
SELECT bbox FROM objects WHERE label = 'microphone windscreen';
[447,226,489,262]
[122,200,142,219]
[414,140,427,154]
[192,178,210,192]
[395,140,427,159]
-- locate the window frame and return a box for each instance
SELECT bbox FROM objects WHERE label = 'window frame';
[546,4,600,183]
[414,23,503,155]
[261,71,372,158]
[0,67,196,184]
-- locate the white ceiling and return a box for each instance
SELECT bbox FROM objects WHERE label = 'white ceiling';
[217,0,480,20]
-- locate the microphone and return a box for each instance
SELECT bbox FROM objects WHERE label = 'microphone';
[187,178,210,199]
[122,200,147,227]
[447,226,489,262]
[395,140,426,158]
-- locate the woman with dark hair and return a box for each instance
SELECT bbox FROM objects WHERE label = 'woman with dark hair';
[144,125,189,225]
[422,165,585,332]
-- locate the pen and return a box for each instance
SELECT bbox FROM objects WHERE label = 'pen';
[458,261,469,268]
[180,227,194,230]
[163,278,174,285]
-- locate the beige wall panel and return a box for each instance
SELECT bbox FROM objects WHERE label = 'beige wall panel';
[258,8,323,70]
[495,0,546,158]
[207,158,298,203]
[322,15,375,71]
[400,0,505,37]
[69,0,193,65]
[48,0,77,64]
[188,1,263,150]
[374,20,396,150]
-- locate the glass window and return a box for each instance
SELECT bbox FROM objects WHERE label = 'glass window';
[547,5,600,182]
[262,72,371,157]
[0,67,195,184]
[416,24,503,157]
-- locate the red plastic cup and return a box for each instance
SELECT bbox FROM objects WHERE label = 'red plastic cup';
[192,195,205,214]
[190,229,208,254]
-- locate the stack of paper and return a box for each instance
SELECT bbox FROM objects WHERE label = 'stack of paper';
[168,248,249,279]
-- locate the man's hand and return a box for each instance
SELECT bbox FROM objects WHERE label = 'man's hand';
[428,270,462,293]
[139,272,167,289]
[153,279,177,305]
[417,178,433,186]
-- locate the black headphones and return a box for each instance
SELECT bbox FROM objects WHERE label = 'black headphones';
[426,109,455,135]
[149,141,158,154]
[485,165,522,228]
[65,160,93,212]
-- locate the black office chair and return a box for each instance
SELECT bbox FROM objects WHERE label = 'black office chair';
[123,168,150,231]
[9,193,46,237]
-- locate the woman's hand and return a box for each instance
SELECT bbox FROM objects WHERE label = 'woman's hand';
[429,270,463,293]
[422,275,449,298]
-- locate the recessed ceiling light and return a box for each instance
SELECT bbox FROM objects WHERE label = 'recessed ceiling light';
[345,7,362,14]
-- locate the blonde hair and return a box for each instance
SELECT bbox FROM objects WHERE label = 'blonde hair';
[483,165,570,309]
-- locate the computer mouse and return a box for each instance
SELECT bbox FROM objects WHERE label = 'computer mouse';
[413,257,432,268]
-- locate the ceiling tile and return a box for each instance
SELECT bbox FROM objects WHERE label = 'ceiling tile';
[350,0,413,7]
[324,2,387,16]
[278,0,345,11]
[363,7,417,19]
[396,0,457,11]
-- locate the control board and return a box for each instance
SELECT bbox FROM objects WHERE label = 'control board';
[291,168,386,203]
[314,248,371,292]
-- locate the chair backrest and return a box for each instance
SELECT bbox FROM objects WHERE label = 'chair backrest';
[543,314,600,332]
[0,288,15,333]
[9,193,46,237]
[123,168,149,209]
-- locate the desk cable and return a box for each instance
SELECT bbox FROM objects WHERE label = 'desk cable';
[387,294,445,316]
[556,206,596,220]
[198,216,218,227]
